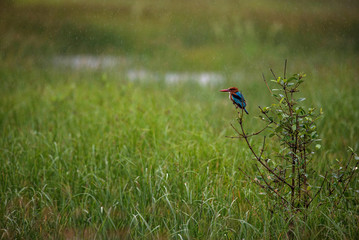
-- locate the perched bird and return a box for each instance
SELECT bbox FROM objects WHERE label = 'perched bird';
[220,87,249,114]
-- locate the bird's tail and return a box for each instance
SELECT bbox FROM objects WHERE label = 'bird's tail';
[244,108,249,114]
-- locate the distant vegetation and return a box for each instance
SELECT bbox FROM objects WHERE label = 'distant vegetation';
[1,0,358,239]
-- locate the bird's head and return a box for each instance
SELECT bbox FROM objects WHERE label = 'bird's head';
[220,87,239,93]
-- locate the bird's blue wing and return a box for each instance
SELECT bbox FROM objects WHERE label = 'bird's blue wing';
[232,92,246,108]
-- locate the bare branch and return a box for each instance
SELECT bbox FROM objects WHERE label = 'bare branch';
[262,73,273,96]
[342,152,355,176]
[231,122,273,139]
[243,194,264,224]
[259,106,278,125]
[254,164,294,209]
[238,167,266,190]
[237,116,294,189]
[225,136,242,139]
[270,68,277,79]
[259,136,266,160]
[340,158,359,197]
[230,123,242,137]
[246,122,273,137]
[306,172,328,208]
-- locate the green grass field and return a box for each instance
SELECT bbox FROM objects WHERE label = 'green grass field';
[1,0,359,239]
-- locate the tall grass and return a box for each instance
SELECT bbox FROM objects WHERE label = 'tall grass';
[1,0,358,239]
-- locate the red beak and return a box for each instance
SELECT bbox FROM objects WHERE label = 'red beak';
[220,89,230,92]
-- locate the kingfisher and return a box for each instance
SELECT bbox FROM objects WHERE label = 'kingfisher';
[220,87,249,114]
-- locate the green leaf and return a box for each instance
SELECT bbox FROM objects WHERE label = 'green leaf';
[275,126,283,133]
[315,144,321,149]
[311,131,317,137]
[297,98,306,102]
[296,107,305,114]
[287,76,297,82]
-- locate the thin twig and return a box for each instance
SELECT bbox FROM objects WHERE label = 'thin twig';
[270,68,277,79]
[230,123,242,137]
[227,122,272,139]
[246,123,273,137]
[262,73,273,95]
[254,164,294,209]
[238,116,294,189]
[238,166,266,190]
[259,106,278,125]
[340,158,359,197]
[259,136,266,160]
[225,136,242,139]
[340,152,355,181]
[334,152,354,187]
[306,172,328,208]
[243,194,264,224]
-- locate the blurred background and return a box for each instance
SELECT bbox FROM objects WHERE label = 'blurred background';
[1,0,358,70]
[1,0,359,238]
[1,0,358,154]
